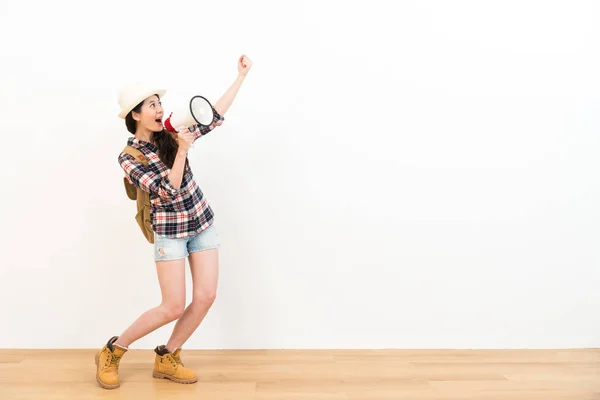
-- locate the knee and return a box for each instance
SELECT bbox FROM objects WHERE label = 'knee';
[162,302,185,322]
[193,290,216,308]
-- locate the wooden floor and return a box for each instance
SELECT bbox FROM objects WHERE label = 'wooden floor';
[0,349,598,399]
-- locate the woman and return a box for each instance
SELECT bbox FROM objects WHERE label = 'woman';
[95,55,253,389]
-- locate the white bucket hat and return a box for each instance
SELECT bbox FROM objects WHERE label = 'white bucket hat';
[117,82,167,119]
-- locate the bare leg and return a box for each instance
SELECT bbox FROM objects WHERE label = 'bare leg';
[165,248,219,351]
[115,259,186,348]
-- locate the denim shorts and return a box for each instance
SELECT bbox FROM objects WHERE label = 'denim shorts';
[154,224,220,262]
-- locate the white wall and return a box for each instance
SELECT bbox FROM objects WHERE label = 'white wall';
[0,0,598,350]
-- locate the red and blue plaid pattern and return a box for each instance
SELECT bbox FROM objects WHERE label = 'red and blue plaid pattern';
[118,109,224,239]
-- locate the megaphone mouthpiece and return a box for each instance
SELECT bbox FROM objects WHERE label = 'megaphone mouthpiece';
[164,112,176,133]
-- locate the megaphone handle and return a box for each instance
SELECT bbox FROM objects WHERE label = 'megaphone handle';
[188,125,197,148]
[169,127,195,149]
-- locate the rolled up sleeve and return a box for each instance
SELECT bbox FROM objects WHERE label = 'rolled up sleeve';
[118,153,180,200]
[193,107,225,140]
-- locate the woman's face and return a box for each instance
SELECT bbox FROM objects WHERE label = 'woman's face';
[133,95,164,133]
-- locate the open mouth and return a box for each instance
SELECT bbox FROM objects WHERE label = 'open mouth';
[155,118,162,124]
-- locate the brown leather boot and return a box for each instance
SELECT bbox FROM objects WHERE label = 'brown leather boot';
[94,336,127,389]
[152,345,197,384]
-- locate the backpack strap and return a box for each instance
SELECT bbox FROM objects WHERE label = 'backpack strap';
[122,145,148,166]
[121,146,148,200]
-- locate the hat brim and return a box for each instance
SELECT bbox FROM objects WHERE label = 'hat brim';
[118,88,167,119]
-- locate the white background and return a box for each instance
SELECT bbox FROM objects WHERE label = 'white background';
[0,0,598,349]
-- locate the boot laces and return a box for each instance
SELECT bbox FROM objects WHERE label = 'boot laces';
[173,353,184,366]
[166,354,178,368]
[105,352,122,369]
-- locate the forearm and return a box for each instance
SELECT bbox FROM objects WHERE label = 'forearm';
[168,150,188,190]
[213,73,246,116]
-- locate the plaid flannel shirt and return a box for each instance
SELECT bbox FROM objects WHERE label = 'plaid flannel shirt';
[118,108,224,239]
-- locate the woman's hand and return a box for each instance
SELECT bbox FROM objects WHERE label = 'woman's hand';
[176,127,194,154]
[238,54,253,76]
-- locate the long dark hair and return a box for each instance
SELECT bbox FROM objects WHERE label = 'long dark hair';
[125,96,187,169]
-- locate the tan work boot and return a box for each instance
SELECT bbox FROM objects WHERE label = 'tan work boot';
[152,345,197,384]
[94,336,128,389]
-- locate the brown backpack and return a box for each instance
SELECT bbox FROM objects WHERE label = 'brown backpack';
[122,146,154,244]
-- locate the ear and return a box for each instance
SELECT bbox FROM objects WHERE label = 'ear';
[132,110,141,122]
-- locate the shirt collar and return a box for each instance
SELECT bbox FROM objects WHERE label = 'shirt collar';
[127,136,158,152]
